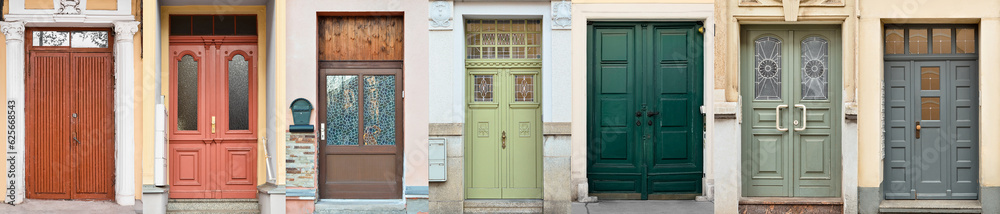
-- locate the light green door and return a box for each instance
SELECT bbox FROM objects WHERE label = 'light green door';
[741,26,842,197]
[465,19,543,199]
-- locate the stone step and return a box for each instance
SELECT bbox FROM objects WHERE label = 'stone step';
[314,199,407,214]
[879,200,981,213]
[464,199,543,214]
[166,199,260,213]
[739,197,843,214]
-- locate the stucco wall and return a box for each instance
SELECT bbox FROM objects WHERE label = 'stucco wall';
[285,0,430,188]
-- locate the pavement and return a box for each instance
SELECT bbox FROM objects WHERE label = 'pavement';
[573,200,714,214]
[0,199,139,214]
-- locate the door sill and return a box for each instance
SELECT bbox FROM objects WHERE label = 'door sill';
[879,200,981,213]
[315,199,406,211]
[739,197,843,205]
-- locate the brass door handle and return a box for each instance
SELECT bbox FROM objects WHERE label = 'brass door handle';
[915,121,921,139]
[211,116,216,133]
[501,131,507,149]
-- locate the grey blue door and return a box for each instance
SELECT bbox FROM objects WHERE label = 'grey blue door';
[587,22,704,200]
[883,26,979,200]
[741,26,841,197]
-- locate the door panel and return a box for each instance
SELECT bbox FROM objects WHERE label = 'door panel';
[792,32,838,197]
[169,143,210,198]
[884,61,913,198]
[588,22,703,199]
[26,52,72,199]
[71,53,115,199]
[220,142,257,198]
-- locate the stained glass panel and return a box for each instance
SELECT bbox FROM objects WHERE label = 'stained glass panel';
[326,75,360,146]
[932,28,952,54]
[909,29,928,54]
[177,55,199,131]
[465,19,542,59]
[228,55,250,130]
[801,36,828,100]
[754,36,782,100]
[921,97,940,120]
[921,67,940,91]
[957,28,976,53]
[885,29,904,54]
[515,75,534,102]
[475,75,493,102]
[363,76,396,146]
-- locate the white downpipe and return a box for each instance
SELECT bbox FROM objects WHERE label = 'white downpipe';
[153,96,167,186]
[262,137,274,183]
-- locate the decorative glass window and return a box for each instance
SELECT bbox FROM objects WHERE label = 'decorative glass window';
[956,28,976,53]
[326,75,360,146]
[932,28,952,54]
[466,19,542,59]
[886,26,976,55]
[921,97,940,120]
[228,55,250,130]
[754,36,782,100]
[363,76,396,146]
[908,29,927,54]
[801,36,829,100]
[474,75,494,102]
[177,55,199,131]
[170,15,258,35]
[515,75,534,102]
[920,67,941,91]
[885,29,904,54]
[33,31,108,48]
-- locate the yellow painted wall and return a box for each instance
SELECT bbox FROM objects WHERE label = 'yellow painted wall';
[274,0,287,186]
[133,1,143,200]
[24,0,53,9]
[157,6,270,186]
[141,0,156,186]
[574,0,712,3]
[88,0,118,10]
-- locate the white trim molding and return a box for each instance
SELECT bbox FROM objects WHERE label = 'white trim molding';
[113,21,140,206]
[2,21,27,205]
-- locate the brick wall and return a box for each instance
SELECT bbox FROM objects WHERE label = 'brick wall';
[286,133,317,189]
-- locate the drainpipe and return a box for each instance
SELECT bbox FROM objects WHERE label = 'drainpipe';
[154,96,167,186]
[262,137,274,183]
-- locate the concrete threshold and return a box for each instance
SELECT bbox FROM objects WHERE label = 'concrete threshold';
[315,199,406,211]
[879,200,982,213]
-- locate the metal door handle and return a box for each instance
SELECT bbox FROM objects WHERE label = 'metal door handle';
[73,136,80,144]
[320,123,326,140]
[915,121,921,139]
[776,105,789,132]
[647,111,660,117]
[501,131,507,149]
[794,104,807,131]
[211,116,216,133]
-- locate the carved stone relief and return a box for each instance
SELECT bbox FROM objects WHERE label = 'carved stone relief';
[429,1,453,30]
[56,0,82,15]
[740,0,843,7]
[551,1,571,30]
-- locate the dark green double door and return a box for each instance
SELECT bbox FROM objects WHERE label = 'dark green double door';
[587,22,704,200]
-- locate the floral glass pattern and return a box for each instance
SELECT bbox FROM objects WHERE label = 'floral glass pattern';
[228,55,250,130]
[326,75,360,146]
[177,55,199,131]
[754,36,782,100]
[33,31,70,46]
[801,36,829,100]
[475,75,494,102]
[363,76,396,146]
[466,19,542,59]
[515,75,534,102]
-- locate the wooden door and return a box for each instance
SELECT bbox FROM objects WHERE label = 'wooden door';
[26,28,115,201]
[741,26,841,197]
[587,22,704,200]
[169,37,258,199]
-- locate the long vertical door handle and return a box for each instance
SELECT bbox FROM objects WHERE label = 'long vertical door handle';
[794,104,807,131]
[776,105,789,131]
[320,123,326,140]
[915,121,921,139]
[501,131,507,149]
[72,113,80,144]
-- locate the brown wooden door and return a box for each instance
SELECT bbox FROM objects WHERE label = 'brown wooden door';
[26,29,116,200]
[169,36,258,199]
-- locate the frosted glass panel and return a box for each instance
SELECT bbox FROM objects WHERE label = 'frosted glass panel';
[956,28,976,53]
[70,31,109,48]
[363,76,396,146]
[885,29,904,54]
[921,97,940,121]
[754,36,782,100]
[801,37,828,100]
[177,55,199,131]
[921,67,940,91]
[326,75,359,146]
[909,29,927,54]
[228,55,250,130]
[32,31,70,46]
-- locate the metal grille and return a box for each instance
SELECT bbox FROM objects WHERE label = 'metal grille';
[465,19,542,59]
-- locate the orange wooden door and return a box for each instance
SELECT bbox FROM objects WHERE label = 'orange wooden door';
[26,51,115,200]
[169,36,258,199]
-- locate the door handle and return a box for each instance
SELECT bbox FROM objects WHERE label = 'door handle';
[776,104,789,132]
[211,116,216,133]
[915,121,921,139]
[320,123,326,140]
[501,131,507,149]
[794,104,807,131]
[71,113,79,144]
[647,111,660,117]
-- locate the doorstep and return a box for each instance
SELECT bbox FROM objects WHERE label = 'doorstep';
[878,200,981,213]
[314,199,406,214]
[739,197,843,214]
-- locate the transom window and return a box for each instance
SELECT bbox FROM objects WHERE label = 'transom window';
[32,31,109,48]
[465,19,542,59]
[885,26,976,55]
[170,15,258,36]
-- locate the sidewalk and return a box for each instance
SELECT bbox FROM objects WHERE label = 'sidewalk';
[573,200,714,214]
[0,199,139,214]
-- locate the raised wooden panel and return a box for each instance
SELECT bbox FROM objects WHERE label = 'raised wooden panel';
[318,16,404,61]
[322,154,398,199]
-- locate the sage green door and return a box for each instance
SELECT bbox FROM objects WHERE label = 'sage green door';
[464,19,543,199]
[741,26,842,197]
[587,22,704,200]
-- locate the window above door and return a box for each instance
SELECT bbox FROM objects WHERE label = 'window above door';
[885,25,977,55]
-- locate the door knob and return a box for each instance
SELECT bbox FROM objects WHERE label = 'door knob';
[915,121,921,139]
[501,131,507,149]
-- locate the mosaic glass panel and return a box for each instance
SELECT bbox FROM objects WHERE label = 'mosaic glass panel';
[921,97,940,121]
[177,55,199,131]
[32,31,70,46]
[801,36,829,100]
[515,75,534,102]
[228,55,250,130]
[466,19,542,59]
[754,36,782,100]
[932,28,952,54]
[363,76,396,146]
[957,28,976,53]
[909,29,928,54]
[475,75,494,102]
[70,31,109,48]
[921,67,941,91]
[885,29,904,54]
[326,75,360,146]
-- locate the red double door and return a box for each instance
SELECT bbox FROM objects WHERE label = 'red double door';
[169,36,258,199]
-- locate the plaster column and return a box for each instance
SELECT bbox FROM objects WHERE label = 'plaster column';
[113,21,140,206]
[2,21,26,205]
